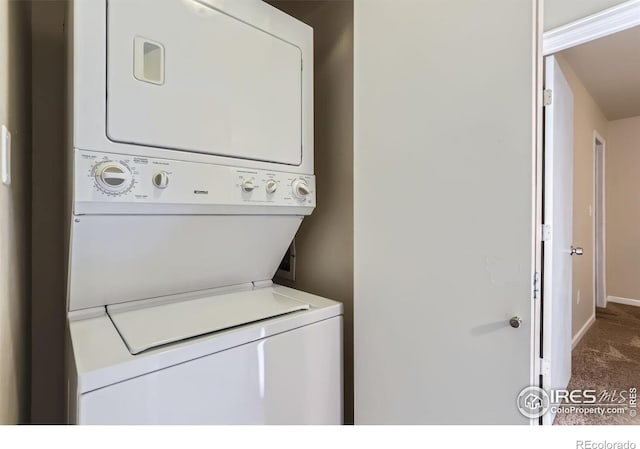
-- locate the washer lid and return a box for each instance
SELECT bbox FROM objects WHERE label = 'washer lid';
[107,289,310,355]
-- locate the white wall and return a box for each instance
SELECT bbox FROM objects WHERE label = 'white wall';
[544,0,628,30]
[0,0,31,424]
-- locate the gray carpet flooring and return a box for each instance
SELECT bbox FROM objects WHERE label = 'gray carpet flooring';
[554,302,640,425]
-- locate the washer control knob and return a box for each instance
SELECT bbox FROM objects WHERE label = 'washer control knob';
[266,180,278,194]
[242,180,255,192]
[94,161,133,194]
[292,179,311,199]
[153,171,169,189]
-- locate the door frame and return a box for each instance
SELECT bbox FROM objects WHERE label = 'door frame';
[543,0,640,55]
[537,0,640,425]
[593,132,607,309]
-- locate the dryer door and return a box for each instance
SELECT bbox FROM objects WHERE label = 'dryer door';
[106,0,303,166]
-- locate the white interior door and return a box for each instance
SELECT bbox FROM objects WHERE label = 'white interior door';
[542,55,574,423]
[354,0,538,424]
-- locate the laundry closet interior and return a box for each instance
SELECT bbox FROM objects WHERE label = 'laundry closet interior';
[27,0,355,424]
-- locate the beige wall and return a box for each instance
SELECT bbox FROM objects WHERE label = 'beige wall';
[545,0,628,31]
[0,0,31,424]
[606,116,640,300]
[555,55,608,338]
[30,0,67,423]
[267,1,354,424]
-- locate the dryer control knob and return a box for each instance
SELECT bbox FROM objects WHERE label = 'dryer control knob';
[292,179,311,199]
[242,180,255,192]
[266,180,278,194]
[153,171,170,189]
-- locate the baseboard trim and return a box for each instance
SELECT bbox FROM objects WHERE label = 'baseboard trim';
[607,295,640,307]
[572,314,596,349]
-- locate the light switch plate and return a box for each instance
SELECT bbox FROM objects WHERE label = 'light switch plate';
[1,125,10,186]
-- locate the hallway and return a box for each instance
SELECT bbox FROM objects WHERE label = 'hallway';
[555,303,640,425]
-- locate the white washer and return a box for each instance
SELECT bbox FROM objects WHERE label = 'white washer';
[68,285,343,424]
[66,0,343,424]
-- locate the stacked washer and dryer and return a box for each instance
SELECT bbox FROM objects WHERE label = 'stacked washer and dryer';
[66,0,343,424]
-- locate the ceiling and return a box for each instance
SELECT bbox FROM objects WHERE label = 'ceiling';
[560,25,640,121]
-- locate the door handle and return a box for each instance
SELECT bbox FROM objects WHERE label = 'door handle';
[509,316,523,328]
[570,246,584,256]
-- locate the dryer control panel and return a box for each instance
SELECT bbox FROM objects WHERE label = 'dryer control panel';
[74,149,316,215]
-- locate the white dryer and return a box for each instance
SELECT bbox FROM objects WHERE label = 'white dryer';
[66,0,343,424]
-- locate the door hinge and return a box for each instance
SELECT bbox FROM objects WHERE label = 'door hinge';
[543,89,553,106]
[533,272,541,300]
[541,224,551,242]
[540,358,551,377]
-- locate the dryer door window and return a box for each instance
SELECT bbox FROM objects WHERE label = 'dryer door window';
[106,0,303,166]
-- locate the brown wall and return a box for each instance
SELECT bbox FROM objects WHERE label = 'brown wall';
[606,116,640,301]
[555,55,608,337]
[267,1,354,424]
[30,0,67,424]
[0,0,32,424]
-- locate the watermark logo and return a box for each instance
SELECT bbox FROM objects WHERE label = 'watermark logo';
[517,386,638,418]
[517,386,550,419]
[576,441,636,449]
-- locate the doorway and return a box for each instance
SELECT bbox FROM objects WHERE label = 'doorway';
[542,4,640,425]
[594,134,606,309]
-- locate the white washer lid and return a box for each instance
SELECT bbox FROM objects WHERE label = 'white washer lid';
[107,289,310,355]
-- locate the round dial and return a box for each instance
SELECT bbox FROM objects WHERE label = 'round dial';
[292,179,311,199]
[242,180,255,192]
[265,180,278,194]
[153,171,170,189]
[94,161,134,195]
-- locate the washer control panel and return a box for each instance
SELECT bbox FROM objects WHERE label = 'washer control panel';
[92,160,136,195]
[75,149,316,211]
